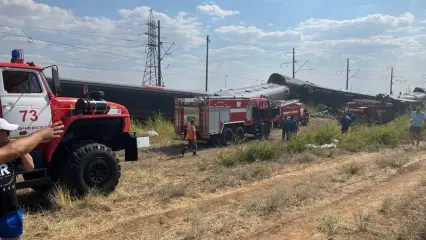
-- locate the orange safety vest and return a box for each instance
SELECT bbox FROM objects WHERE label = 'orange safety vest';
[186,124,195,140]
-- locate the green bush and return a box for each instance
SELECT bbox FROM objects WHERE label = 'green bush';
[219,141,284,167]
[287,122,340,153]
[220,116,410,167]
[340,116,409,152]
[130,112,175,142]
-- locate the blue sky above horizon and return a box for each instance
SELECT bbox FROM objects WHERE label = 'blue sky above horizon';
[0,0,426,95]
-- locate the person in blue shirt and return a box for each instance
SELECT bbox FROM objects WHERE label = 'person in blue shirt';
[340,112,352,133]
[409,106,426,146]
[289,116,298,133]
[281,117,292,141]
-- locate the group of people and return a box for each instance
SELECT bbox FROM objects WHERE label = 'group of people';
[281,116,299,141]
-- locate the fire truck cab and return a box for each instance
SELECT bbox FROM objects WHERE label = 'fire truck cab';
[271,100,304,127]
[174,96,272,146]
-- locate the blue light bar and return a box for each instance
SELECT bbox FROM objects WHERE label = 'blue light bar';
[11,49,24,63]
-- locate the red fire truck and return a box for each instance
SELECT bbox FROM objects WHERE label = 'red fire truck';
[271,100,304,127]
[343,99,394,124]
[174,96,272,146]
[0,49,148,196]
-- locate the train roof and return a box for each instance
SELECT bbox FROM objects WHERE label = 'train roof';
[49,77,213,96]
[214,83,288,97]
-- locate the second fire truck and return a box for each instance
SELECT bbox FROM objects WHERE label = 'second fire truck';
[174,96,272,146]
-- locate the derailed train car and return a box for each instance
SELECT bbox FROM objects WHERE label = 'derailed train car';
[267,73,425,114]
[46,77,213,120]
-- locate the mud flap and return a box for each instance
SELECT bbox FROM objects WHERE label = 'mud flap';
[123,132,150,161]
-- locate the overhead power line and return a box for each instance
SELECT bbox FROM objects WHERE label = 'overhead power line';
[0,31,147,61]
[0,22,138,38]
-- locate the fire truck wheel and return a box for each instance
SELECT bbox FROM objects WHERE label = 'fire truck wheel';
[64,143,121,196]
[221,128,234,146]
[208,136,221,147]
[234,127,245,143]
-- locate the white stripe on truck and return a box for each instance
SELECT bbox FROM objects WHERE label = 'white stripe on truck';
[230,108,246,113]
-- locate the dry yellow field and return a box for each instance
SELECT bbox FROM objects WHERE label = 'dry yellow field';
[17,118,426,240]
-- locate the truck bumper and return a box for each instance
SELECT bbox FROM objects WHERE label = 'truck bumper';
[121,132,150,161]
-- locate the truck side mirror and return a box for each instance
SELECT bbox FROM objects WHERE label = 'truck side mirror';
[52,67,61,96]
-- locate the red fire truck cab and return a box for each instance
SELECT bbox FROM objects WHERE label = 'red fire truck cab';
[174,96,272,146]
[271,100,304,127]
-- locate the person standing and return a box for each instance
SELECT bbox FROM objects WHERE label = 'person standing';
[257,118,264,141]
[340,112,352,134]
[0,119,64,240]
[281,117,291,141]
[182,120,197,156]
[409,106,426,146]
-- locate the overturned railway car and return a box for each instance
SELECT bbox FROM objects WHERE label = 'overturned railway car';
[46,77,212,120]
[267,73,425,113]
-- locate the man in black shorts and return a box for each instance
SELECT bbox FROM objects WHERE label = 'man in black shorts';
[409,106,426,146]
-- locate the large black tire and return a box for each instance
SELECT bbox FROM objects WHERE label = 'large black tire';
[63,143,121,196]
[220,128,234,146]
[234,127,245,143]
[208,136,221,147]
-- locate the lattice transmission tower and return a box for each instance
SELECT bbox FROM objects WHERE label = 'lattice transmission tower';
[142,9,159,86]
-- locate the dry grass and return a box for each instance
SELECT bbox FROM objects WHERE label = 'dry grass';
[317,212,341,237]
[375,152,410,169]
[47,184,73,210]
[379,196,396,215]
[342,160,364,175]
[18,117,424,240]
[244,178,330,216]
[352,208,373,232]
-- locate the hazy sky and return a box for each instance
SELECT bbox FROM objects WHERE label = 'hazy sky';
[0,0,425,95]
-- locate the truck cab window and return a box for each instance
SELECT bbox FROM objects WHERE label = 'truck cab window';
[2,71,43,94]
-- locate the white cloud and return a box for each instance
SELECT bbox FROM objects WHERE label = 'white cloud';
[211,45,265,58]
[215,25,301,43]
[296,12,415,40]
[196,4,239,19]
[0,1,425,95]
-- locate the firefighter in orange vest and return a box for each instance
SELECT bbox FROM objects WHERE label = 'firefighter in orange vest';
[182,119,197,156]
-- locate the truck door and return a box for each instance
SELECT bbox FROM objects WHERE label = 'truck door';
[0,69,52,138]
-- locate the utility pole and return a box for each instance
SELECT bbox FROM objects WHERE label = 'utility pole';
[205,35,210,92]
[382,67,405,95]
[336,58,359,90]
[390,67,394,95]
[346,58,349,91]
[157,20,162,87]
[292,48,295,78]
[280,48,313,78]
